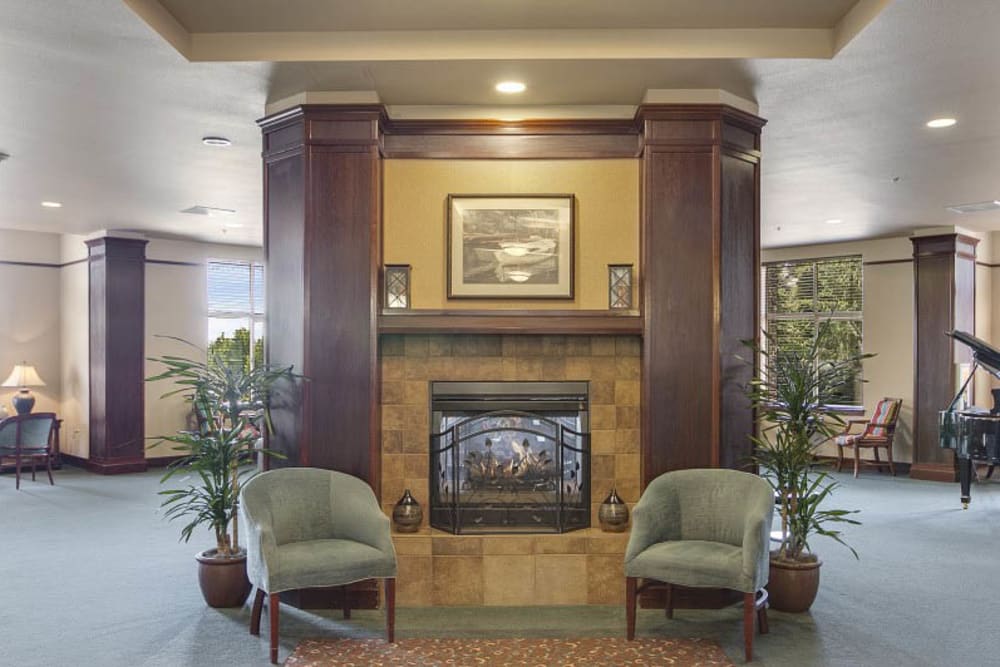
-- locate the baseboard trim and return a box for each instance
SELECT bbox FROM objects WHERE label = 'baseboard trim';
[908,463,956,482]
[813,455,911,476]
[145,455,185,468]
[61,454,148,475]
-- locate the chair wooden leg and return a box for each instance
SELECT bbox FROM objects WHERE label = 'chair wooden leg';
[269,592,280,664]
[384,578,396,643]
[743,592,755,662]
[342,585,351,619]
[853,445,860,478]
[626,576,637,640]
[664,583,674,619]
[756,589,769,635]
[886,445,896,476]
[873,447,882,473]
[15,453,21,490]
[835,444,843,472]
[250,588,265,636]
[45,455,54,485]
[31,457,36,481]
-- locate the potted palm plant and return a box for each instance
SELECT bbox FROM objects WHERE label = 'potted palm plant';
[148,337,296,608]
[743,324,870,612]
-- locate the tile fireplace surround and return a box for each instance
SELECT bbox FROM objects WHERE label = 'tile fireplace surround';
[380,333,641,606]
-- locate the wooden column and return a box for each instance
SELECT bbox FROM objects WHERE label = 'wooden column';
[86,237,148,474]
[259,105,382,487]
[638,105,765,484]
[910,234,978,481]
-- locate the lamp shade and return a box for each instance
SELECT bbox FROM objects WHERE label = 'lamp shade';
[2,363,46,388]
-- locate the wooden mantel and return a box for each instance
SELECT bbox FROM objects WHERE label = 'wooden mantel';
[378,309,643,335]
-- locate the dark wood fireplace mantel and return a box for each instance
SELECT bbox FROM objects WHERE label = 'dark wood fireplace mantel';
[378,309,643,335]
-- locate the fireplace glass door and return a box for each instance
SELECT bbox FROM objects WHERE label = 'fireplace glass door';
[429,382,590,534]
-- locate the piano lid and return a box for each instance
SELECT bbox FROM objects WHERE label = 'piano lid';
[948,330,1000,378]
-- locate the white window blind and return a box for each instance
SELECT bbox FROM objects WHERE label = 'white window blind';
[763,256,864,407]
[207,260,265,369]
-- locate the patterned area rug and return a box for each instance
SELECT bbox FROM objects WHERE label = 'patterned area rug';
[285,637,734,666]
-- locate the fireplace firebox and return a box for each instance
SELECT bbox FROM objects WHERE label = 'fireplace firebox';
[429,381,590,534]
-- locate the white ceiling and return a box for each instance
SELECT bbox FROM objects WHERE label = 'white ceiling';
[1,0,999,249]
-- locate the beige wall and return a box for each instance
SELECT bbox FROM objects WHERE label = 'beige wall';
[764,231,1000,464]
[383,159,640,310]
[0,230,63,420]
[58,234,90,457]
[763,237,916,462]
[2,229,264,459]
[144,239,262,458]
[974,233,994,402]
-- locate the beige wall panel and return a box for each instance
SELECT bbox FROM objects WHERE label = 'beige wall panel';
[763,236,915,462]
[383,159,640,310]
[144,239,263,458]
[0,230,63,425]
[59,259,90,457]
[974,262,993,403]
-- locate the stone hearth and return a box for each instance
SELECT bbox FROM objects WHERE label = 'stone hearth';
[379,333,641,606]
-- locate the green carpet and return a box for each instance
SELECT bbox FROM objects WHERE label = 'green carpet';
[3,466,998,666]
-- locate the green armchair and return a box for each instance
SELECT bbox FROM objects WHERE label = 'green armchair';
[241,467,398,664]
[624,468,773,662]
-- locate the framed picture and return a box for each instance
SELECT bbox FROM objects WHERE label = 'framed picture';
[447,194,575,299]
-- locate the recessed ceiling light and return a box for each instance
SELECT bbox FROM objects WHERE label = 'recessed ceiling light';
[495,81,526,94]
[946,200,1000,214]
[181,205,236,217]
[41,201,62,208]
[926,118,956,128]
[202,136,232,146]
[824,218,843,225]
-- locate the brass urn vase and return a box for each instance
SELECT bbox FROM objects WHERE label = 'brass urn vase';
[392,489,423,532]
[598,487,629,532]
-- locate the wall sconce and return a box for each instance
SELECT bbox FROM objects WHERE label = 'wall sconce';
[608,264,633,310]
[384,264,412,309]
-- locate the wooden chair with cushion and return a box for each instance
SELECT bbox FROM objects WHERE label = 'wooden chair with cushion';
[834,398,902,478]
[0,413,57,490]
[240,467,397,664]
[625,468,774,662]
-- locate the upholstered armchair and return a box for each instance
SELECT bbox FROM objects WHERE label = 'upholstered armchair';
[834,397,902,478]
[240,468,397,664]
[0,413,57,490]
[624,468,773,662]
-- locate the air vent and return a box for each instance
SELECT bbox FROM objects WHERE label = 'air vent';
[181,205,236,217]
[946,200,1000,214]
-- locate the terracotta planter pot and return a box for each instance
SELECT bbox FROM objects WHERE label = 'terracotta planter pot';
[196,549,252,608]
[767,555,822,613]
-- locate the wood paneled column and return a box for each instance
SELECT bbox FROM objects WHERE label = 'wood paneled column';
[86,236,148,474]
[638,105,765,484]
[258,105,382,487]
[910,234,978,481]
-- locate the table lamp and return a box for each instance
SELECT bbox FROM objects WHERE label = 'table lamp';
[2,362,46,415]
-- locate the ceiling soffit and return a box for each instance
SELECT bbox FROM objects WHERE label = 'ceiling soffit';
[124,0,891,62]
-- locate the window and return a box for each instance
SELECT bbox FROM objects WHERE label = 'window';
[763,256,864,407]
[207,260,264,371]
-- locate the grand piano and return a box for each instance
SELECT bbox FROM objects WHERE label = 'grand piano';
[939,330,1000,508]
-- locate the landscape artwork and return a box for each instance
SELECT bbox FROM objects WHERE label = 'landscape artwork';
[447,195,575,299]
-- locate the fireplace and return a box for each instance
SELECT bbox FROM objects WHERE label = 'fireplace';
[429,381,590,534]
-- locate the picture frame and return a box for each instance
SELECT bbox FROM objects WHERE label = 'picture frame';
[447,194,575,299]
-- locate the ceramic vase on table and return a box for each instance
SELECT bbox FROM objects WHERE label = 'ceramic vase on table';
[392,489,423,532]
[598,487,629,532]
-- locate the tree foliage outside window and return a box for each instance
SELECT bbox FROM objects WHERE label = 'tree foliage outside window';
[207,261,264,373]
[763,256,864,407]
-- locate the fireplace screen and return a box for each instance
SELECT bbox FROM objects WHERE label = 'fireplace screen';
[430,381,590,534]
